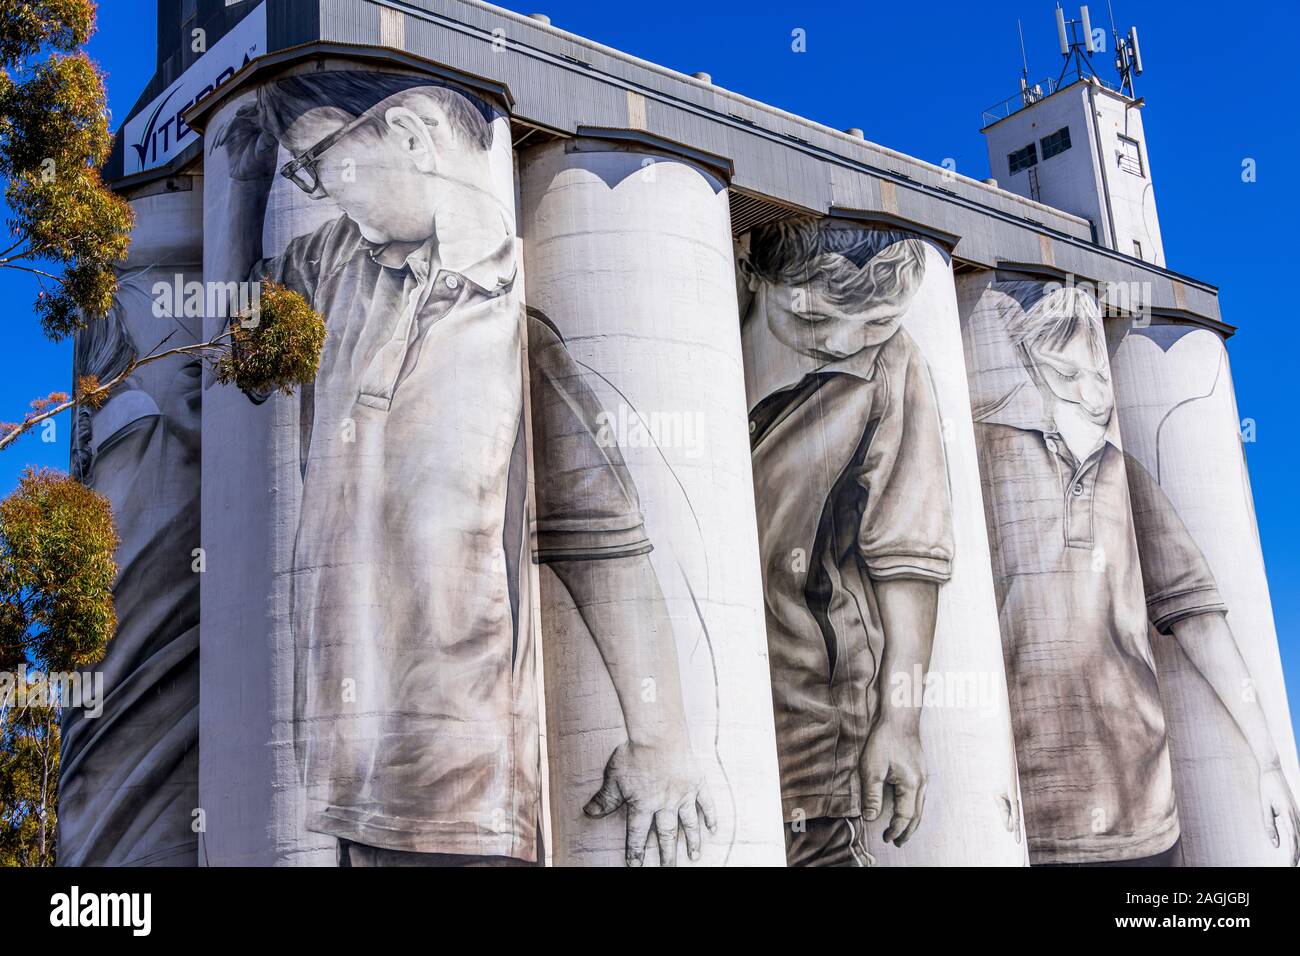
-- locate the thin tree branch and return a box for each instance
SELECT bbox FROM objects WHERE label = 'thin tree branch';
[0,262,63,281]
[0,329,239,452]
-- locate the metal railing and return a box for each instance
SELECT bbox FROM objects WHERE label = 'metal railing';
[981,72,1130,127]
[981,77,1062,127]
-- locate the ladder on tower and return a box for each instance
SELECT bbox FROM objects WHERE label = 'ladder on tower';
[1027,165,1041,203]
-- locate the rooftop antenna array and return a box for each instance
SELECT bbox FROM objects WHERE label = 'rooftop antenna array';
[1106,0,1145,98]
[1055,4,1103,86]
[987,4,1147,125]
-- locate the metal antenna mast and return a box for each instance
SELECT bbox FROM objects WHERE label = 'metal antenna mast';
[1019,19,1031,80]
[1017,19,1043,107]
[1055,4,1103,86]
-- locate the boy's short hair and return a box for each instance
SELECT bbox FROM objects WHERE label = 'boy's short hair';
[745,217,929,313]
[257,70,495,150]
[1006,284,1104,360]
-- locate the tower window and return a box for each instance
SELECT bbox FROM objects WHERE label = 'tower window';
[1008,143,1038,175]
[1040,126,1072,159]
[1117,135,1144,176]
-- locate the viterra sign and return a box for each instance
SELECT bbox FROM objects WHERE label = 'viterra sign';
[123,2,267,175]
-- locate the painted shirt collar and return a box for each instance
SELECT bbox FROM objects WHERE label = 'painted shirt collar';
[742,309,892,411]
[365,215,516,294]
[976,378,1122,451]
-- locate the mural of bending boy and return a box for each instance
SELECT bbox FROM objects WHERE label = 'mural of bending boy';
[214,70,708,866]
[965,280,1299,866]
[737,218,954,867]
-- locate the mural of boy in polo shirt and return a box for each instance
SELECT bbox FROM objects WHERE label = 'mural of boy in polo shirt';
[215,70,709,867]
[965,280,1299,866]
[737,218,954,867]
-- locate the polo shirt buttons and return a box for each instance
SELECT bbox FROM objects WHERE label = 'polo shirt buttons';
[445,275,460,290]
[1072,482,1084,496]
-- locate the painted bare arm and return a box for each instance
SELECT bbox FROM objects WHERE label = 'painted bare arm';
[210,104,279,282]
[861,577,939,846]
[1173,612,1300,864]
[548,553,716,867]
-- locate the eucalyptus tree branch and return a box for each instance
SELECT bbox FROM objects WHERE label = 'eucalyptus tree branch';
[0,325,240,452]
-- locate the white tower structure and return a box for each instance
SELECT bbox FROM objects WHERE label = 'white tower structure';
[981,7,1164,266]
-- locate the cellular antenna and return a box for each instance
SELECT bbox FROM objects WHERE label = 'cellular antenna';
[1055,5,1103,85]
[1111,11,1145,97]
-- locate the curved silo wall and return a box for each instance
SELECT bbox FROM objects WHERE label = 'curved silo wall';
[959,271,1185,865]
[198,62,539,865]
[736,218,1025,866]
[518,138,787,866]
[58,182,204,868]
[1107,317,1300,866]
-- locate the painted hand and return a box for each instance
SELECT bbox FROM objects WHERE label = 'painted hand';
[861,721,928,846]
[584,740,717,867]
[1259,766,1300,866]
[215,103,280,182]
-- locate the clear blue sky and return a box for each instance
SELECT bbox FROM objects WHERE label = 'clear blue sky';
[3,0,1297,729]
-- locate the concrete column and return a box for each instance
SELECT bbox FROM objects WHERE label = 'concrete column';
[199,64,539,865]
[519,139,786,866]
[58,180,204,867]
[736,218,1024,866]
[1107,316,1300,866]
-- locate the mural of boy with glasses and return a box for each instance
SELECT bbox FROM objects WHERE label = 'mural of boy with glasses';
[965,279,1299,866]
[736,218,954,866]
[214,70,710,867]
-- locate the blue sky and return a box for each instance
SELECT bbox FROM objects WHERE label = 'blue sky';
[2,0,1298,728]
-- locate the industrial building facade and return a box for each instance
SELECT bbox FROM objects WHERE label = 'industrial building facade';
[59,0,1298,867]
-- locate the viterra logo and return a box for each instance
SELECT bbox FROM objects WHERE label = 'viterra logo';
[128,52,253,170]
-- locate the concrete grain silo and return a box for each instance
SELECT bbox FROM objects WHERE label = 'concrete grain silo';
[196,61,540,865]
[1107,315,1300,866]
[958,271,1187,865]
[736,217,1025,865]
[956,271,1298,867]
[57,182,205,867]
[518,138,787,866]
[56,0,1292,870]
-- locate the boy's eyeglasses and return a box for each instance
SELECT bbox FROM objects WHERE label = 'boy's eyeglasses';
[279,114,439,195]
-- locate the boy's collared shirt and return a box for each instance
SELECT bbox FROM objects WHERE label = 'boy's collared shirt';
[744,316,954,822]
[256,215,652,861]
[526,309,652,564]
[261,213,538,859]
[975,382,1226,864]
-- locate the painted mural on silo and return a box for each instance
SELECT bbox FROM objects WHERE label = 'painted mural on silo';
[958,273,1298,866]
[519,140,787,866]
[203,67,540,865]
[58,185,204,867]
[1107,318,1300,866]
[736,217,1024,866]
